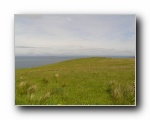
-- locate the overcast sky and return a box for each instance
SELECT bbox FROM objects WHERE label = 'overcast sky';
[15,14,135,56]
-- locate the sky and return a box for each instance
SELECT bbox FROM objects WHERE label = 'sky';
[15,14,135,56]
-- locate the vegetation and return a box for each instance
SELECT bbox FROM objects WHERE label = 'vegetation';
[15,57,135,105]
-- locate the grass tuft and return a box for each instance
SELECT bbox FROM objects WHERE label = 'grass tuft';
[42,77,49,84]
[107,80,135,105]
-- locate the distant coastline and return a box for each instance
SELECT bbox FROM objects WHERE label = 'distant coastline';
[15,55,135,69]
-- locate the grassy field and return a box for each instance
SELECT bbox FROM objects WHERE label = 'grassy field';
[15,57,135,105]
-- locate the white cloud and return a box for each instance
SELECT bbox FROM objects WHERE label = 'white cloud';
[15,15,135,56]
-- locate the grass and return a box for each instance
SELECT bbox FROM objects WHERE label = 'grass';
[15,57,135,105]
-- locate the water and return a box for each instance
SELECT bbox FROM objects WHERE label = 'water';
[15,56,81,69]
[15,55,134,69]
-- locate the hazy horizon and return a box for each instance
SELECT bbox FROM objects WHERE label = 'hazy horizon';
[15,54,135,57]
[15,14,136,56]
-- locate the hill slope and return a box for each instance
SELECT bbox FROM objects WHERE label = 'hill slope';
[15,57,135,105]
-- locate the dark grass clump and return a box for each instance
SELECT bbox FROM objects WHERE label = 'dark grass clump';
[107,80,135,105]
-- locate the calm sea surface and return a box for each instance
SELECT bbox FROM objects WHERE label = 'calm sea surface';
[15,56,134,69]
[15,56,82,69]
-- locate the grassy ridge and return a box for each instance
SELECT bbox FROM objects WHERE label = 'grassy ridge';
[15,57,135,105]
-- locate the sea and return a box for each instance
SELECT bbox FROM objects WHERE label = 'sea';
[15,55,134,69]
[15,56,81,69]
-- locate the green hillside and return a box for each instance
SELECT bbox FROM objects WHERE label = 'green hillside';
[15,57,135,105]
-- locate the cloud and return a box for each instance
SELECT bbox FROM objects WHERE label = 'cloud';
[15,46,51,48]
[15,46,36,48]
[15,14,135,56]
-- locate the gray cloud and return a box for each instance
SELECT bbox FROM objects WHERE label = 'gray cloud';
[15,15,135,56]
[15,46,36,48]
[15,46,51,48]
